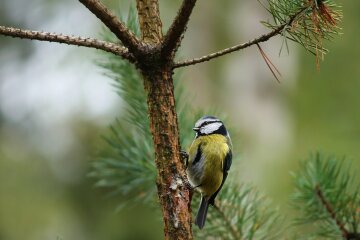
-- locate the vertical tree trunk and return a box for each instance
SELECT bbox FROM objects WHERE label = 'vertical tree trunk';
[136,1,193,239]
[143,65,192,240]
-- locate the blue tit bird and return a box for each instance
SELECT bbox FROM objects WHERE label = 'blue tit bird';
[186,116,232,229]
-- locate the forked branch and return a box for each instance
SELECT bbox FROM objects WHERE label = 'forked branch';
[162,0,197,58]
[173,7,305,69]
[0,26,135,62]
[79,0,142,55]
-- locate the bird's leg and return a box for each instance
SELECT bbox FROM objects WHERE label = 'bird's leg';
[179,150,194,192]
[180,150,189,164]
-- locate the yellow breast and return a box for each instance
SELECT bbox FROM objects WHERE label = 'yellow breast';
[187,135,230,198]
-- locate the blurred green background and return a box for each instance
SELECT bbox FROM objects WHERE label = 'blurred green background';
[0,0,358,239]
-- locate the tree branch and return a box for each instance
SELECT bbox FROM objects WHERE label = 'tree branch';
[136,0,163,44]
[315,184,349,239]
[214,204,242,240]
[79,0,142,55]
[173,8,305,69]
[161,0,197,58]
[0,26,135,62]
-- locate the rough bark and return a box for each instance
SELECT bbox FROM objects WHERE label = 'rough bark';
[162,0,197,60]
[79,0,142,55]
[136,1,193,239]
[0,26,134,61]
[143,65,192,240]
[136,0,163,44]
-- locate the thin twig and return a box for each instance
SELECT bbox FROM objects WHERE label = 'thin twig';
[79,0,142,55]
[173,8,305,69]
[315,184,349,239]
[0,26,135,62]
[214,203,242,240]
[257,44,281,77]
[162,0,197,58]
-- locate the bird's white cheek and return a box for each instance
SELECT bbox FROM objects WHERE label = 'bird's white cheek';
[201,122,222,135]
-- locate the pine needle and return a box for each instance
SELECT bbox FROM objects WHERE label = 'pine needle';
[256,43,282,83]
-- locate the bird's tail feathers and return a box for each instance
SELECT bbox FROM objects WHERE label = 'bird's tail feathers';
[195,197,209,229]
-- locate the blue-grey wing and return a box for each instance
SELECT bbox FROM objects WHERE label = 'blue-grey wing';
[208,149,232,205]
[187,143,204,188]
[192,143,203,166]
[224,149,232,172]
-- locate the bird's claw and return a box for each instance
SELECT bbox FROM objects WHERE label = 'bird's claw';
[180,150,189,161]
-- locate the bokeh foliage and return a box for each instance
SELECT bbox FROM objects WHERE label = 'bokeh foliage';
[1,0,358,239]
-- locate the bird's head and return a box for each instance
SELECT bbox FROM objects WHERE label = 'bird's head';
[193,116,228,137]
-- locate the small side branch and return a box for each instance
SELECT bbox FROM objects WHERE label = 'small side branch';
[79,0,141,55]
[315,184,349,239]
[0,26,135,62]
[173,24,285,68]
[162,0,197,58]
[173,8,305,69]
[214,204,242,240]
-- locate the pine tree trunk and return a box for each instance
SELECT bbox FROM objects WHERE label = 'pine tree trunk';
[136,0,193,239]
[143,65,192,240]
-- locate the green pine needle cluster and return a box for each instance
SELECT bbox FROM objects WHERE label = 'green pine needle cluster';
[192,183,284,240]
[88,6,157,208]
[291,153,360,239]
[261,0,342,58]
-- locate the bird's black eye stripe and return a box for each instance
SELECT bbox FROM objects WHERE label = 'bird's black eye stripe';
[199,120,221,128]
